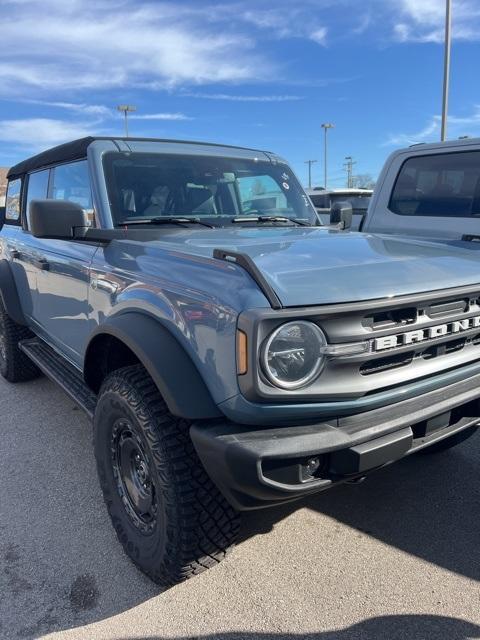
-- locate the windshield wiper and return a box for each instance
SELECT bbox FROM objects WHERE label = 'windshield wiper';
[118,217,214,229]
[232,215,311,227]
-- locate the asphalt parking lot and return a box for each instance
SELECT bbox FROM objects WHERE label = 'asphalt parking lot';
[0,374,479,640]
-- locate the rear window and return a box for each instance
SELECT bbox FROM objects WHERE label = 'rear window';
[390,151,480,217]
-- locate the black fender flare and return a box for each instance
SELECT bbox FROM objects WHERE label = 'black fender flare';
[0,259,27,325]
[84,312,222,420]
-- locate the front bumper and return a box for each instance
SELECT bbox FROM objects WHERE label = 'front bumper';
[191,370,480,510]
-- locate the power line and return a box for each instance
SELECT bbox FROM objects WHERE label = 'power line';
[343,156,357,188]
[304,159,318,188]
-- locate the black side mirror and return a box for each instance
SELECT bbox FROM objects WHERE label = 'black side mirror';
[330,201,353,230]
[29,199,88,239]
[0,206,5,233]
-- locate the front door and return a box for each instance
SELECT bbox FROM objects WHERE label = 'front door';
[18,161,98,366]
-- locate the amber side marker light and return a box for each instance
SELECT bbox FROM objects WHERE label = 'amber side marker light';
[236,330,248,375]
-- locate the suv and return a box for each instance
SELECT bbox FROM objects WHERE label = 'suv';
[1,137,479,586]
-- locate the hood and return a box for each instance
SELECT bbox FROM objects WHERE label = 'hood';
[134,227,480,307]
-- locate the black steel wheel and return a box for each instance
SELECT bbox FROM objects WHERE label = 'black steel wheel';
[94,364,240,587]
[111,418,158,534]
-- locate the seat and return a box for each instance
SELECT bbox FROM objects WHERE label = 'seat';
[184,187,216,214]
[143,186,171,217]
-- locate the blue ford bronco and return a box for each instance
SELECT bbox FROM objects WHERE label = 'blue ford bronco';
[0,136,479,586]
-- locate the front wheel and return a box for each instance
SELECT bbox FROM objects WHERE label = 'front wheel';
[93,364,240,587]
[420,425,478,454]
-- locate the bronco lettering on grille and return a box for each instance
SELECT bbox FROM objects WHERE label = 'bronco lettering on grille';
[373,315,480,352]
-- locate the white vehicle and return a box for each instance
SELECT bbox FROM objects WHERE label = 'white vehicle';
[363,138,480,241]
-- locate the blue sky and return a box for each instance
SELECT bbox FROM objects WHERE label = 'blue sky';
[1,0,480,187]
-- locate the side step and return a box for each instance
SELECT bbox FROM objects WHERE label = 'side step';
[18,338,97,419]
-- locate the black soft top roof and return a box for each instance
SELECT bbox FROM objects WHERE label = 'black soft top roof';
[7,136,271,180]
[7,137,96,179]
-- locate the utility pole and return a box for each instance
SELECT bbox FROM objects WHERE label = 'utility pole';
[304,159,318,189]
[441,0,452,141]
[343,156,356,188]
[117,105,137,137]
[321,123,334,189]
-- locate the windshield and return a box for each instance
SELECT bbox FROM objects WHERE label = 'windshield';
[103,152,318,227]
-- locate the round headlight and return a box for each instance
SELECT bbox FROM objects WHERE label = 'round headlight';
[261,321,327,389]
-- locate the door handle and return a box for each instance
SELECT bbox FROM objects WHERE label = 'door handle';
[9,249,20,260]
[91,277,118,294]
[33,257,50,271]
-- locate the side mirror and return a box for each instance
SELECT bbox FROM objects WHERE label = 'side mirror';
[0,206,5,233]
[29,200,88,239]
[330,201,353,230]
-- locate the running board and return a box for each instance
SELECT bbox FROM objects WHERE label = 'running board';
[18,338,97,419]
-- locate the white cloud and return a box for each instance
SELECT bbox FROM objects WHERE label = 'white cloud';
[21,100,113,117]
[0,0,272,95]
[392,0,480,43]
[0,118,99,149]
[310,27,328,46]
[235,6,328,45]
[182,92,303,102]
[384,106,480,146]
[129,113,192,121]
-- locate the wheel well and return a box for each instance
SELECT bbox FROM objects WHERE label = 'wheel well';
[84,334,140,393]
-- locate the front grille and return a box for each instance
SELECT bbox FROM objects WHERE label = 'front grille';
[360,352,414,375]
[304,287,480,400]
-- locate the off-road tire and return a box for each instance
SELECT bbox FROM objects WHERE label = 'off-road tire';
[0,299,40,382]
[420,425,478,454]
[94,364,240,587]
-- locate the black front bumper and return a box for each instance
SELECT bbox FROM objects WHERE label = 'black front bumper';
[191,371,480,510]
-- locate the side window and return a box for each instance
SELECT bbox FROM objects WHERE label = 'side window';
[5,178,22,224]
[389,151,480,218]
[25,169,50,228]
[51,160,96,226]
[237,174,288,213]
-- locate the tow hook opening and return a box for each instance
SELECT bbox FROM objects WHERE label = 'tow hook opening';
[262,454,330,485]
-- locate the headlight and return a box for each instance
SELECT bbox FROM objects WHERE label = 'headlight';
[261,321,327,389]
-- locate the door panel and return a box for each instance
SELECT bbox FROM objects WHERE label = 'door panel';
[21,233,98,365]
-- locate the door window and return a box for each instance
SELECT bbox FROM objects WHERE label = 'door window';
[5,178,22,223]
[51,160,95,226]
[25,169,50,228]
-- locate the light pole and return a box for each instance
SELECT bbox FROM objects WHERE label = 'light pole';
[117,105,137,137]
[304,159,318,189]
[441,0,452,141]
[321,123,334,189]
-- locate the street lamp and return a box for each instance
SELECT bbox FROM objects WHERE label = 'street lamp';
[321,123,334,189]
[117,105,137,137]
[441,0,451,141]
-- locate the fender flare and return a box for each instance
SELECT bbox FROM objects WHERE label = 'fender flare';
[84,312,222,420]
[0,259,27,325]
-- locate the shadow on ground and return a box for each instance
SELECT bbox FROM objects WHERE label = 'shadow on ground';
[0,377,479,638]
[241,437,480,581]
[114,615,480,639]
